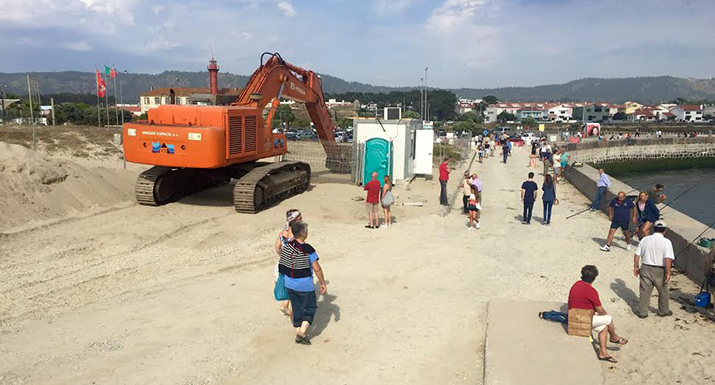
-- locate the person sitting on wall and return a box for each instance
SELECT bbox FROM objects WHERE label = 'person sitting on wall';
[568,265,628,363]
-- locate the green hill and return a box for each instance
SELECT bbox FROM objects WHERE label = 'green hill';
[1,71,713,104]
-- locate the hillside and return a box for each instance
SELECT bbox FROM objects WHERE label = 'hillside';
[1,71,714,104]
[453,76,715,104]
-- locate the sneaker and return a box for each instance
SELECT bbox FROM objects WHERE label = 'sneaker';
[475,223,480,229]
[468,226,473,231]
[657,310,673,317]
[626,244,632,251]
[636,313,648,319]
[600,245,611,252]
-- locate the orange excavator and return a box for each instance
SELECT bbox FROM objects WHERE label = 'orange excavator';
[122,52,339,213]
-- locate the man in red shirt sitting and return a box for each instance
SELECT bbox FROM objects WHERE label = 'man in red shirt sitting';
[568,265,628,363]
[363,171,382,229]
[439,157,450,205]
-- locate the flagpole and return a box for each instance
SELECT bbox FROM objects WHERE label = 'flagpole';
[113,64,119,125]
[96,67,101,127]
[105,88,109,126]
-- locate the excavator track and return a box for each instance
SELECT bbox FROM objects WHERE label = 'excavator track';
[134,166,230,206]
[233,161,311,213]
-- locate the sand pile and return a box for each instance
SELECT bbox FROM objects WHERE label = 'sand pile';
[0,142,137,232]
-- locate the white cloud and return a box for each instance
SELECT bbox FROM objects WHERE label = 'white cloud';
[65,41,92,51]
[373,0,423,15]
[277,2,296,17]
[151,5,165,15]
[422,0,501,74]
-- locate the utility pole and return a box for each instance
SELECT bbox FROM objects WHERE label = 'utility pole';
[27,75,36,150]
[424,66,429,122]
[420,77,424,119]
[0,85,5,125]
[51,97,55,126]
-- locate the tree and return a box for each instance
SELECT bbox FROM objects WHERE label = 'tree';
[337,117,353,129]
[294,118,311,128]
[426,89,458,121]
[521,117,537,128]
[483,95,499,105]
[497,111,516,122]
[452,120,478,135]
[457,111,483,123]
[402,110,420,119]
[55,103,89,124]
[273,104,295,129]
[612,111,627,120]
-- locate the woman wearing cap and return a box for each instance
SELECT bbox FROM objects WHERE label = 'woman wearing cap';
[635,192,659,239]
[274,209,303,316]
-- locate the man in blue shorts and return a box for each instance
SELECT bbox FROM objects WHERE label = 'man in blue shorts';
[600,191,636,252]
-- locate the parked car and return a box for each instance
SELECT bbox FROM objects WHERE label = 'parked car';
[286,130,300,141]
[493,127,515,137]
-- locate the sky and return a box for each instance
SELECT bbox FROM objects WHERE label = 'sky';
[1,0,714,88]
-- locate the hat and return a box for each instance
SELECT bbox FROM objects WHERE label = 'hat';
[654,220,668,229]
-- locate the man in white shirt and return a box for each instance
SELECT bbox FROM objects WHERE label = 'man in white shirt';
[633,220,675,318]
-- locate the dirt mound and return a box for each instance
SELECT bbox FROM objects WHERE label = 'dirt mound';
[0,142,137,232]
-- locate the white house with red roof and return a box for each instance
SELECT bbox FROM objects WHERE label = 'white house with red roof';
[670,105,704,122]
[545,103,573,122]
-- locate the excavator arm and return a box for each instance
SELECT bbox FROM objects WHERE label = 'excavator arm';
[233,52,337,145]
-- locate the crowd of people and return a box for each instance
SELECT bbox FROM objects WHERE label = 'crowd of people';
[271,130,689,356]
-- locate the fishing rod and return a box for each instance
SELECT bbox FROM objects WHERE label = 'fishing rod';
[565,180,655,220]
[659,171,714,214]
[674,217,715,260]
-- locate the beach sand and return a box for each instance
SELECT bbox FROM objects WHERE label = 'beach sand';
[0,142,713,385]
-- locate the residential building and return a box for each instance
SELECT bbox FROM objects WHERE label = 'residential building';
[572,103,616,122]
[703,105,715,120]
[624,101,644,114]
[455,99,484,114]
[325,99,352,108]
[517,109,546,120]
[118,104,142,116]
[139,87,242,113]
[671,105,704,122]
[545,103,573,122]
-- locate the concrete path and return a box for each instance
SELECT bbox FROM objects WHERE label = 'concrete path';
[484,299,604,385]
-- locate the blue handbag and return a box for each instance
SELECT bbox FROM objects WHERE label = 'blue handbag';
[274,274,289,301]
[695,278,711,308]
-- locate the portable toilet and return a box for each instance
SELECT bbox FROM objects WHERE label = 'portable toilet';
[353,118,421,184]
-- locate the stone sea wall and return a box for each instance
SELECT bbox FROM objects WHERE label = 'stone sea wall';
[564,137,715,164]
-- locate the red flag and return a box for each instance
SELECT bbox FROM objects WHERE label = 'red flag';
[96,69,106,98]
[110,67,117,78]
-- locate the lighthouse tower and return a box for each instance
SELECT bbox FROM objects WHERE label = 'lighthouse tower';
[208,58,219,95]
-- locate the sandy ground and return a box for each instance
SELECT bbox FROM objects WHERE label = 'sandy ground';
[1,144,714,385]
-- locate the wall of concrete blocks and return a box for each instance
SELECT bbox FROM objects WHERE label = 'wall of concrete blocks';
[568,142,715,164]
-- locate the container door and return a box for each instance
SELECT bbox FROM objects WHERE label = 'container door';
[414,130,434,175]
[363,138,391,185]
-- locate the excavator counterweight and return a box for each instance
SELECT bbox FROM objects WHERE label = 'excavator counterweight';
[122,53,337,212]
